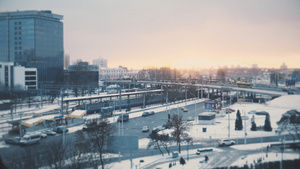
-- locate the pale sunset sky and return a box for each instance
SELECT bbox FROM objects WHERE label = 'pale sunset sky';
[1,0,300,69]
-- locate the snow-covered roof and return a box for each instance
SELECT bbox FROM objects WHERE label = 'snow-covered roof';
[68,110,86,118]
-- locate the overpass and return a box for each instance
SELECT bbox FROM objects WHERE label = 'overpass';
[103,80,287,97]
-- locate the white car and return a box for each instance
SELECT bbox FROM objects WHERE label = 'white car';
[43,130,57,136]
[142,126,149,132]
[218,139,235,146]
[187,116,194,121]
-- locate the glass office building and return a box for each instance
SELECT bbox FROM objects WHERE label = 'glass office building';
[0,10,64,85]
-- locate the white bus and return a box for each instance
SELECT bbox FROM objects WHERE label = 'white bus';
[19,133,41,145]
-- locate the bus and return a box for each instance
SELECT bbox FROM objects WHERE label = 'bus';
[236,82,252,88]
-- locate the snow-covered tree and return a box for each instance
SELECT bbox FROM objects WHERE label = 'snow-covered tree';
[251,115,257,131]
[235,110,243,130]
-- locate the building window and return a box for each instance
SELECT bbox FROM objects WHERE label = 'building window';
[25,71,36,75]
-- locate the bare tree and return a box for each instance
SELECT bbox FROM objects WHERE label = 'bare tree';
[147,130,172,156]
[169,114,192,153]
[75,118,116,169]
[277,109,300,142]
[43,139,68,169]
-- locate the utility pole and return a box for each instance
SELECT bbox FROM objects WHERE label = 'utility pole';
[185,86,187,106]
[244,110,247,144]
[19,111,23,138]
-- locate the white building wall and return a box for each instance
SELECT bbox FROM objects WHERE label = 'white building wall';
[13,66,26,89]
[13,66,38,90]
[99,68,127,80]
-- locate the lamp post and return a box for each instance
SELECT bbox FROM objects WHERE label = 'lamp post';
[190,93,197,123]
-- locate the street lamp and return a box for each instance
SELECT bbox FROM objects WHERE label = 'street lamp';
[190,93,197,123]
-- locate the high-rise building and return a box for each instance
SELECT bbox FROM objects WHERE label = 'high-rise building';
[93,57,107,68]
[0,10,64,85]
[64,54,70,70]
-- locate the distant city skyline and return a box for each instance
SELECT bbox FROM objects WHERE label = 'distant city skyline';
[1,0,299,69]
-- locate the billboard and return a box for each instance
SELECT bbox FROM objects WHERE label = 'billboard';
[205,98,222,110]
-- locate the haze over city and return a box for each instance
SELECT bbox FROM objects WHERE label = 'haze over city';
[1,0,300,69]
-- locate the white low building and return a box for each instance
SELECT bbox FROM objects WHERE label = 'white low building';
[0,62,38,90]
[13,66,38,90]
[198,112,216,125]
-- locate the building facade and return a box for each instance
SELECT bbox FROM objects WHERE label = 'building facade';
[13,66,38,90]
[68,62,99,87]
[93,57,107,68]
[99,67,127,80]
[0,62,14,89]
[0,62,37,90]
[64,54,70,70]
[0,10,64,85]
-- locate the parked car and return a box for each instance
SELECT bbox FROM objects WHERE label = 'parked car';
[53,126,69,134]
[4,137,20,145]
[43,130,57,136]
[218,139,235,146]
[187,116,194,121]
[142,112,149,117]
[142,126,149,132]
[149,111,155,115]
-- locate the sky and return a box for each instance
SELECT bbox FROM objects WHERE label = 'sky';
[1,0,300,69]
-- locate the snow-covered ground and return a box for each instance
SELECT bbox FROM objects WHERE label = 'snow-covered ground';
[1,94,300,168]
[107,141,300,169]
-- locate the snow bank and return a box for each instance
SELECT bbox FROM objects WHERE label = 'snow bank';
[266,95,300,110]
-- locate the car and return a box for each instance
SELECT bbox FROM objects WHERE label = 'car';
[181,107,188,112]
[187,116,194,121]
[156,126,165,131]
[149,111,155,115]
[117,114,129,122]
[53,126,69,134]
[43,130,57,136]
[218,139,235,146]
[142,112,149,117]
[40,133,47,139]
[142,126,149,132]
[162,122,171,129]
[82,124,88,131]
[4,137,20,145]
